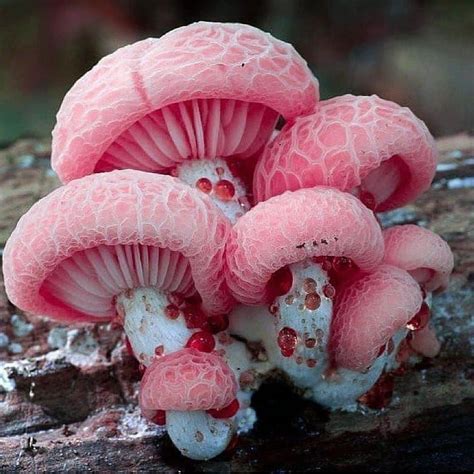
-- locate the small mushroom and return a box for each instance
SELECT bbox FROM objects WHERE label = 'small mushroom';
[140,348,238,460]
[253,94,437,211]
[52,22,318,222]
[382,224,454,292]
[329,265,423,372]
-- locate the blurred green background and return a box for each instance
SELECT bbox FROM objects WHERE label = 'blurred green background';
[0,0,472,145]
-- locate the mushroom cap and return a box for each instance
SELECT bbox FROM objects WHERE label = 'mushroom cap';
[139,348,238,411]
[383,225,454,292]
[226,186,384,305]
[253,94,437,211]
[52,21,319,183]
[3,170,232,323]
[330,265,423,371]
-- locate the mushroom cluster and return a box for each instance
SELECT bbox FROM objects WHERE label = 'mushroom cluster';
[2,22,453,460]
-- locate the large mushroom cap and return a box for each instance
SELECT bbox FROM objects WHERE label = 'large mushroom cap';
[52,21,319,183]
[253,94,437,211]
[329,265,423,371]
[3,170,232,322]
[226,186,384,305]
[383,225,454,292]
[139,348,238,411]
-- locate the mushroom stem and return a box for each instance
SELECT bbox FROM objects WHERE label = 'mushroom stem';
[117,287,191,366]
[166,410,234,460]
[175,157,250,223]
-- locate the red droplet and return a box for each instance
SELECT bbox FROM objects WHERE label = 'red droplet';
[124,337,134,357]
[277,327,298,357]
[215,167,225,177]
[360,190,377,211]
[196,177,212,194]
[332,256,354,275]
[323,283,336,299]
[182,304,208,330]
[305,337,316,349]
[268,266,293,299]
[185,331,215,353]
[306,358,317,368]
[152,410,166,426]
[406,302,430,331]
[215,179,235,201]
[164,304,180,320]
[304,292,321,311]
[207,314,229,334]
[208,399,240,419]
[268,303,279,315]
[154,345,164,356]
[358,373,394,409]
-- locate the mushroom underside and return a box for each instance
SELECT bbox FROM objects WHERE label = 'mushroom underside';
[42,244,195,318]
[95,98,279,173]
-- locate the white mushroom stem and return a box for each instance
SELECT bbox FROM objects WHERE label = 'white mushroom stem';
[117,286,268,459]
[117,287,191,366]
[166,411,234,461]
[228,260,413,411]
[175,157,250,223]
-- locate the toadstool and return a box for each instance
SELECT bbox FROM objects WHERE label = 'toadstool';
[51,22,319,221]
[253,94,437,211]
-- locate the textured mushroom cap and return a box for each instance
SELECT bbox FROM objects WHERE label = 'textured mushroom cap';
[226,187,384,305]
[52,21,319,183]
[330,265,423,371]
[139,348,238,411]
[383,225,454,292]
[253,95,436,211]
[3,170,232,323]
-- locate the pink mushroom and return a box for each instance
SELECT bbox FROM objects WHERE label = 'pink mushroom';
[253,94,437,211]
[51,22,319,222]
[139,348,239,459]
[329,265,423,372]
[383,224,454,292]
[383,224,454,359]
[225,186,387,406]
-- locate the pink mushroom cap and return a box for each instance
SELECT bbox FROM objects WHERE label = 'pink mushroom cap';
[139,348,238,411]
[330,265,423,371]
[52,21,319,183]
[253,94,437,211]
[226,186,384,305]
[3,170,233,323]
[383,225,454,292]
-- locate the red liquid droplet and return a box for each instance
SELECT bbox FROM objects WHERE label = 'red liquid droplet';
[196,177,212,194]
[154,345,164,356]
[277,327,298,357]
[305,337,316,348]
[303,278,317,293]
[268,266,293,299]
[152,410,166,426]
[208,399,240,419]
[406,302,430,331]
[208,314,229,334]
[215,179,235,201]
[323,284,336,299]
[164,304,180,320]
[124,337,134,357]
[185,331,215,353]
[358,373,394,409]
[215,167,225,177]
[304,292,321,311]
[360,190,377,211]
[306,358,317,368]
[268,303,279,315]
